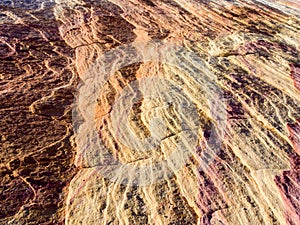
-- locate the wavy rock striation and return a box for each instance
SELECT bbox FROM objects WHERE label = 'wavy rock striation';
[0,0,299,224]
[0,1,77,224]
[53,1,300,225]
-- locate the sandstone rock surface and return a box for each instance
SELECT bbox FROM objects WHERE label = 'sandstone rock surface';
[1,0,299,225]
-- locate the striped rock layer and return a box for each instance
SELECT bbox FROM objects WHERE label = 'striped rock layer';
[0,0,299,225]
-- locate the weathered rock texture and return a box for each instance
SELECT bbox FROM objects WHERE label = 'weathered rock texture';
[0,1,78,224]
[1,0,299,225]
